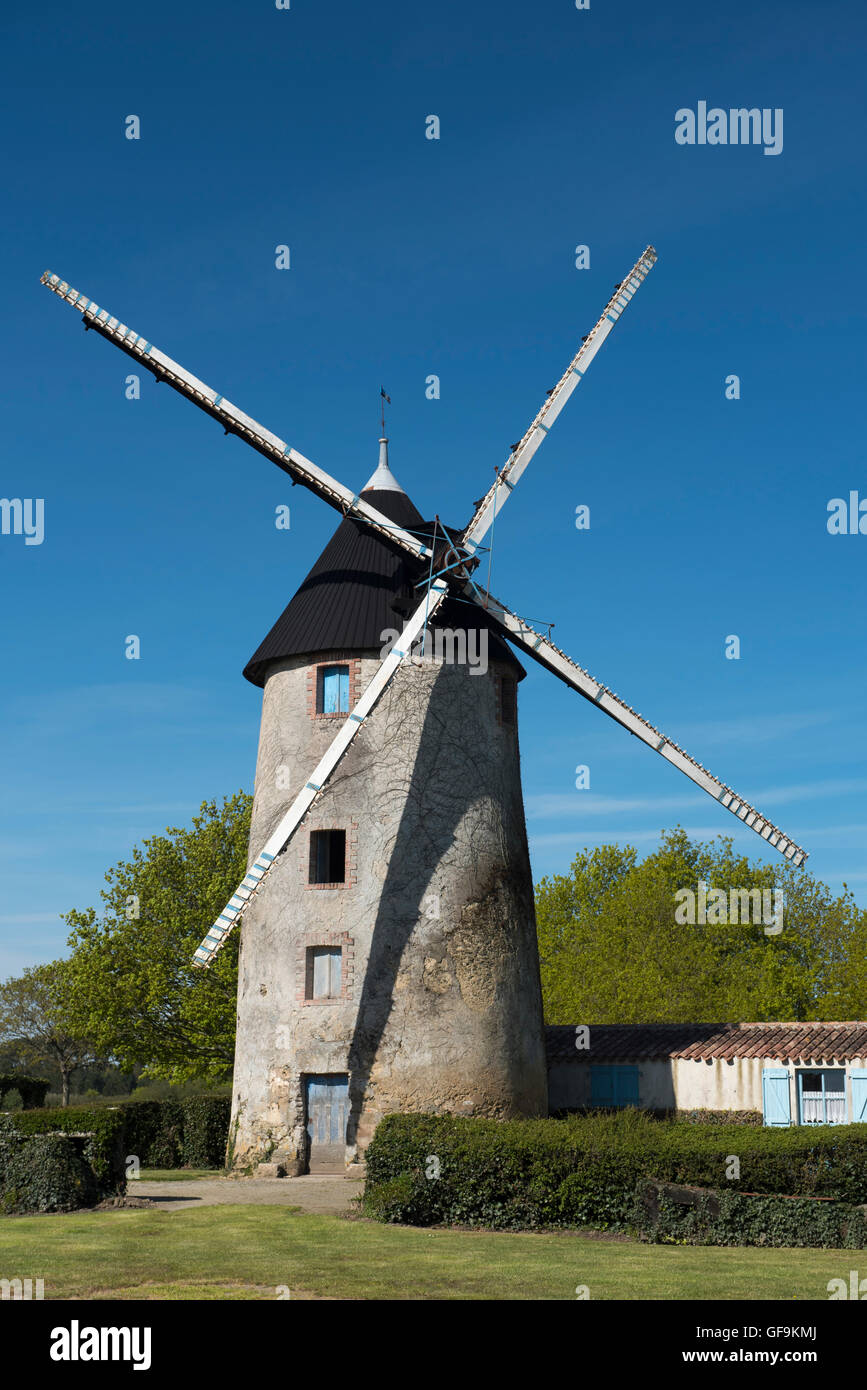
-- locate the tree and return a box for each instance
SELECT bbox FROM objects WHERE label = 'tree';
[61,793,251,1084]
[535,827,867,1024]
[0,961,97,1106]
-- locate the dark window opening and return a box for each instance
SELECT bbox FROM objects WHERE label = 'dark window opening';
[500,677,517,725]
[309,829,346,884]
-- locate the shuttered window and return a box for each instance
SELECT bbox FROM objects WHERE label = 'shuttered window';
[306,947,342,1000]
[319,665,349,714]
[590,1065,639,1108]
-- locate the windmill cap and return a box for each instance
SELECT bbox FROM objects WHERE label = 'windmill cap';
[361,437,405,494]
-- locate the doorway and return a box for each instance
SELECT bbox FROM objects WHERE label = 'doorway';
[304,1074,349,1173]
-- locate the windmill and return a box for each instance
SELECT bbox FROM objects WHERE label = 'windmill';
[40,249,807,1173]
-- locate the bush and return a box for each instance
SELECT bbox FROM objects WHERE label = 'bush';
[3,1105,127,1193]
[0,1131,101,1213]
[0,1074,50,1109]
[122,1096,230,1169]
[634,1179,867,1249]
[363,1111,867,1234]
[179,1095,231,1167]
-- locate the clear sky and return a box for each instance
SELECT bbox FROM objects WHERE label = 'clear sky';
[2,0,866,979]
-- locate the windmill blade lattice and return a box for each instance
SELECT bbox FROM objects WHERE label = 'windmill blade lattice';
[461,579,807,866]
[38,272,433,565]
[462,246,657,554]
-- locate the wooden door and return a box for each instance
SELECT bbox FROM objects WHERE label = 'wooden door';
[305,1075,349,1173]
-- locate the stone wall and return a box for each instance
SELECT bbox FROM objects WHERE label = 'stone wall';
[229,648,547,1171]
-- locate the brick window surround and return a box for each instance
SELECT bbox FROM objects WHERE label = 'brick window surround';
[307,654,363,720]
[296,931,355,1006]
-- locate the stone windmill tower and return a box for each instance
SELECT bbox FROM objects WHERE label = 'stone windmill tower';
[41,246,807,1176]
[232,439,546,1173]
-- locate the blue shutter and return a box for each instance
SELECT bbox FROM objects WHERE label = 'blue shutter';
[851,1070,867,1124]
[590,1067,615,1106]
[615,1065,639,1107]
[762,1067,791,1126]
[591,1066,639,1107]
[321,666,348,713]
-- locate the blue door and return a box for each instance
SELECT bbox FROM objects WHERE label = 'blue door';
[762,1068,791,1126]
[305,1075,349,1173]
[850,1070,867,1124]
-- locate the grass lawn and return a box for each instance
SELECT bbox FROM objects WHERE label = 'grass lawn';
[134,1168,222,1182]
[0,1206,848,1299]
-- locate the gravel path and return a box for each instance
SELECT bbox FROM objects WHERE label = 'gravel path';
[127,1174,363,1214]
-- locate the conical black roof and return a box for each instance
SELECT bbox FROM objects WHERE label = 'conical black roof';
[243,485,524,687]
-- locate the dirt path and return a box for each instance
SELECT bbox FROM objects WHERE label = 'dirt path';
[127,1174,363,1214]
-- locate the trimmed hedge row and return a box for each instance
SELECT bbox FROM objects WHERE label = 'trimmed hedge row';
[635,1180,867,1249]
[122,1096,230,1169]
[0,1133,100,1214]
[3,1106,127,1193]
[363,1112,867,1232]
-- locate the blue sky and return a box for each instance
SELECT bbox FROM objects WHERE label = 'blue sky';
[2,0,866,979]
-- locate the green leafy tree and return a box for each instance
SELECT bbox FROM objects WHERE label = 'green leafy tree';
[62,793,251,1083]
[0,961,97,1106]
[535,827,867,1024]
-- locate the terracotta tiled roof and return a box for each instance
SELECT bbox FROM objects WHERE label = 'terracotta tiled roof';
[545,1022,867,1064]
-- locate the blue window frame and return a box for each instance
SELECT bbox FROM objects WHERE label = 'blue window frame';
[590,1065,639,1108]
[319,664,349,714]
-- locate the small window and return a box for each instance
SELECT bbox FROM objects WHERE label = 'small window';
[798,1069,847,1125]
[500,676,517,725]
[309,829,346,884]
[306,947,342,1000]
[318,664,349,714]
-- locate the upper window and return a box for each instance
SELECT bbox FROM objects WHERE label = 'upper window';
[318,664,349,714]
[309,829,346,885]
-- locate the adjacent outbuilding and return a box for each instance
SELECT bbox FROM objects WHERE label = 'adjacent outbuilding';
[546,1022,867,1127]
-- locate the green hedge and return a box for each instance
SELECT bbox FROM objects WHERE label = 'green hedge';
[122,1096,230,1169]
[635,1180,867,1249]
[363,1111,867,1232]
[2,1106,127,1193]
[0,1133,100,1214]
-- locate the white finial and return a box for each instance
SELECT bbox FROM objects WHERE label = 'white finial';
[362,437,406,493]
